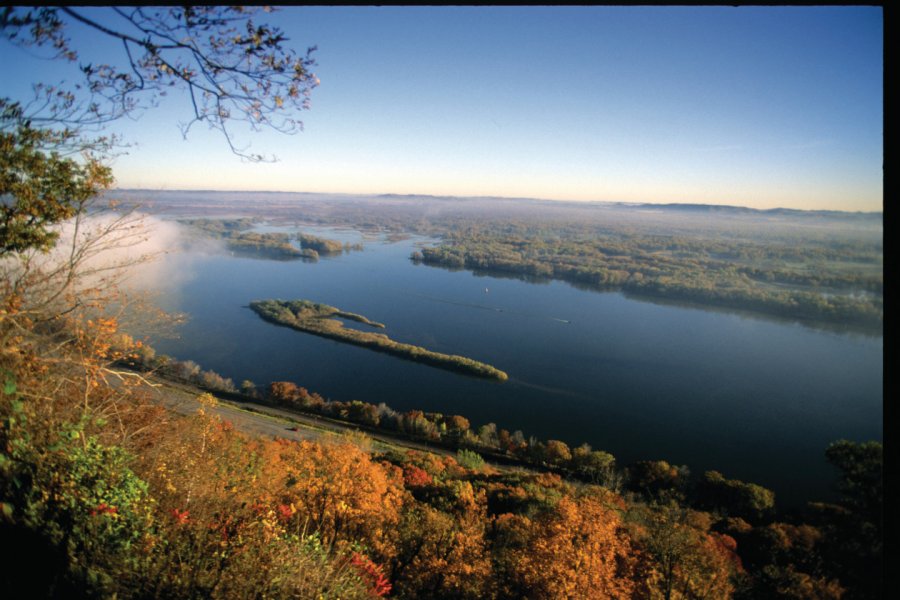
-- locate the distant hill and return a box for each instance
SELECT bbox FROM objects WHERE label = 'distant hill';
[633,202,882,220]
[109,188,882,223]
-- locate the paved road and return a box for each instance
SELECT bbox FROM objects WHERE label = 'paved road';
[132,373,548,479]
[139,374,464,459]
[143,376,335,442]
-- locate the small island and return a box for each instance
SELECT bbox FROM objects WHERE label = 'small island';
[181,218,305,259]
[297,233,345,254]
[249,299,508,381]
[180,219,362,261]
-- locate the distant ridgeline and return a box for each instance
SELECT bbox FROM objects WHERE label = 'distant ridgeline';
[249,299,509,381]
[180,218,362,260]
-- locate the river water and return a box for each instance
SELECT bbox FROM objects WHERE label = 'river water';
[151,225,882,506]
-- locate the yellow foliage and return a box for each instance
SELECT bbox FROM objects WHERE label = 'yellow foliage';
[510,495,637,599]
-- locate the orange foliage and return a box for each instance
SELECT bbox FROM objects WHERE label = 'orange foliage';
[632,504,743,600]
[390,500,493,598]
[400,448,460,479]
[256,438,405,558]
[509,495,637,598]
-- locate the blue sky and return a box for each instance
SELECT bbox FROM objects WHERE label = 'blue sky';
[1,6,883,211]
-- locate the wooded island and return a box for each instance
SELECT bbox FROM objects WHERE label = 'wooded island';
[249,299,509,381]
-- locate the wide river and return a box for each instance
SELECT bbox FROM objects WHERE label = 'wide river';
[151,225,882,506]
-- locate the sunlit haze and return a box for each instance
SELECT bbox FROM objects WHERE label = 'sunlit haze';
[0,6,883,211]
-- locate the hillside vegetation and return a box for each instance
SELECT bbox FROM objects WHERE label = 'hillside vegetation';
[1,308,882,598]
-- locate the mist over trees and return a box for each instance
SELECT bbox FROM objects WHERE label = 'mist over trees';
[1,7,882,599]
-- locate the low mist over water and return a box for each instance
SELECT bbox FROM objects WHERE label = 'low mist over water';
[131,192,881,506]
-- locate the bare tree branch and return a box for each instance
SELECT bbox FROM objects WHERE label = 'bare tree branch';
[2,6,319,162]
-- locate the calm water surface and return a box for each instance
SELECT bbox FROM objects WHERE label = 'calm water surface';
[152,226,883,506]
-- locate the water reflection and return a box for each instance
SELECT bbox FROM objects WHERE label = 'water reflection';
[151,226,883,507]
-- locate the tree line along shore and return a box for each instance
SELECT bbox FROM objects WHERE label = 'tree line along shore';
[412,226,882,332]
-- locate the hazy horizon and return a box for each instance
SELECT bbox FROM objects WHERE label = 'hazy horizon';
[109,187,884,215]
[3,6,883,212]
